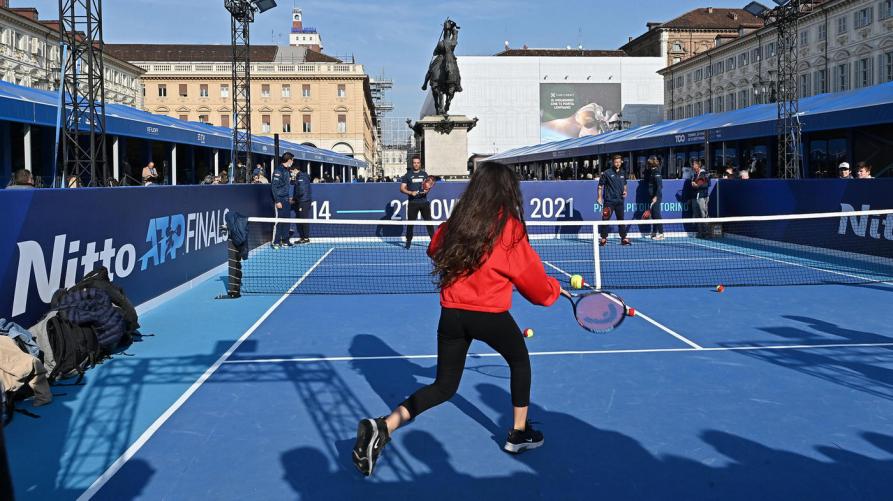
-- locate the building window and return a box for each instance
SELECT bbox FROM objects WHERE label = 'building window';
[283,114,291,132]
[671,41,684,52]
[179,84,188,97]
[141,84,146,96]
[751,47,762,63]
[221,84,229,98]
[834,63,850,91]
[337,114,347,133]
[765,42,776,59]
[884,51,893,82]
[695,68,703,82]
[302,114,312,132]
[738,89,749,108]
[337,84,346,98]
[696,101,703,115]
[799,29,809,46]
[302,84,311,97]
[856,58,873,87]
[726,93,736,111]
[158,84,167,97]
[200,84,209,97]
[261,114,271,133]
[198,114,209,123]
[854,7,874,29]
[800,73,811,97]
[837,16,848,34]
[738,52,749,67]
[675,75,683,88]
[818,24,827,41]
[179,114,188,121]
[221,114,230,128]
[714,96,724,113]
[685,104,693,117]
[672,57,681,64]
[726,57,735,71]
[814,69,828,94]
[881,0,893,20]
[282,84,290,97]
[261,84,270,97]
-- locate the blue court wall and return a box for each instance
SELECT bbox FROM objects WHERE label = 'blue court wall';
[305,179,707,222]
[0,185,272,327]
[717,179,893,215]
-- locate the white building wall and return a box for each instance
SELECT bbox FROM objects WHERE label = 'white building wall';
[422,56,665,157]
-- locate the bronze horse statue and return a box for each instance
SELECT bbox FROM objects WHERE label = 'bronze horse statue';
[423,19,462,116]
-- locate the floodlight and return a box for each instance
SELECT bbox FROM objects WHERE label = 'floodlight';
[255,0,277,13]
[743,1,770,16]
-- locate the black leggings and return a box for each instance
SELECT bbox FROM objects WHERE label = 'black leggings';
[400,308,531,419]
[405,202,434,243]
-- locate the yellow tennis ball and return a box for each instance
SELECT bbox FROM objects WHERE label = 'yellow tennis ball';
[570,274,584,289]
[523,328,534,338]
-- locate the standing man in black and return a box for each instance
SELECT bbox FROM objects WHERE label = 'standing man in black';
[400,155,435,249]
[597,154,630,246]
[271,152,294,249]
[290,162,313,244]
[644,156,665,240]
[690,159,710,238]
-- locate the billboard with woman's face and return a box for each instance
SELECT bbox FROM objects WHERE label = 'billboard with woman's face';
[540,83,622,142]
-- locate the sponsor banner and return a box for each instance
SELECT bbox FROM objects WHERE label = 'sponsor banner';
[539,83,622,143]
[0,185,272,326]
[306,179,706,223]
[717,179,893,258]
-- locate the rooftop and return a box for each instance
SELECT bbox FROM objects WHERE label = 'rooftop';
[495,48,627,57]
[105,44,341,64]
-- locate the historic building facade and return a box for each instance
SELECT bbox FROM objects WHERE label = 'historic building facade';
[0,2,144,106]
[106,44,378,165]
[660,0,893,120]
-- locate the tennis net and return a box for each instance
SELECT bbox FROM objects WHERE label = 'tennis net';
[237,208,893,294]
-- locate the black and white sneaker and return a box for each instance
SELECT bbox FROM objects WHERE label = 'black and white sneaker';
[352,417,390,477]
[503,421,544,454]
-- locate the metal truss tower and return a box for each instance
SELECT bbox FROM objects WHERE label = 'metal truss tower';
[225,0,276,178]
[58,0,108,187]
[761,0,813,179]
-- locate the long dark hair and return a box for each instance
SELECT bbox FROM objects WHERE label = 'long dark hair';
[431,163,525,288]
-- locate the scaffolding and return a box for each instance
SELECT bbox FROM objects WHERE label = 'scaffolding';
[58,0,108,187]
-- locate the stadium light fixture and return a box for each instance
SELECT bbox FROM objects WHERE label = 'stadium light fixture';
[255,0,277,13]
[744,1,770,16]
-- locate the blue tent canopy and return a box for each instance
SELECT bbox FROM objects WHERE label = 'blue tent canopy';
[488,81,893,164]
[0,80,365,169]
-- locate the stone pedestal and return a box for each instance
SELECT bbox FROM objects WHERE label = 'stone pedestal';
[411,115,478,178]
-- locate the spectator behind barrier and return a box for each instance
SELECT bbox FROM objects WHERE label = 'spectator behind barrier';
[856,162,873,179]
[66,175,82,188]
[838,162,852,179]
[739,170,750,180]
[6,169,35,189]
[142,161,159,185]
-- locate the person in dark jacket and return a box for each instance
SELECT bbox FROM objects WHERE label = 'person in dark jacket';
[597,154,630,246]
[271,152,294,248]
[290,163,313,244]
[644,156,664,240]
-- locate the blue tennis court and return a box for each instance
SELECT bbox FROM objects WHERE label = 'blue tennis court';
[9,223,890,501]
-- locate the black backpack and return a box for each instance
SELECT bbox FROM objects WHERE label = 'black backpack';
[50,266,140,353]
[43,314,104,384]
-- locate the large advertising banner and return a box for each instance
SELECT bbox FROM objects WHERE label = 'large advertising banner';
[0,185,272,327]
[540,83,622,143]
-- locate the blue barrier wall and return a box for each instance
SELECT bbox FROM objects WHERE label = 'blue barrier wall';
[1,185,272,326]
[303,179,710,222]
[717,179,893,216]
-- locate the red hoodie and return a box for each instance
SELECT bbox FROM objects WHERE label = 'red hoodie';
[427,217,561,313]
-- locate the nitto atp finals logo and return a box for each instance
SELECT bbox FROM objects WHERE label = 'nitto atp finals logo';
[12,208,228,317]
[838,204,893,240]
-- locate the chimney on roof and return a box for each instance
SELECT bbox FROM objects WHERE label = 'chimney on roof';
[707,7,714,14]
[628,36,633,42]
[646,22,661,31]
[730,12,738,20]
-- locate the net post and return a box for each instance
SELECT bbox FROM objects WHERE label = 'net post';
[592,223,602,290]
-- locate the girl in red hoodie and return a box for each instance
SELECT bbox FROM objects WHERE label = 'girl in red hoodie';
[352,163,565,477]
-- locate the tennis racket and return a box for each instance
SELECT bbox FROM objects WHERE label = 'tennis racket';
[601,206,612,220]
[563,290,629,334]
[695,177,708,187]
[422,175,436,192]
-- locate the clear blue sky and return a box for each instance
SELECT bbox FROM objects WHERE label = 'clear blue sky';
[18,0,747,118]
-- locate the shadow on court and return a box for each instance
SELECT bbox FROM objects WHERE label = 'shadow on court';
[278,380,893,500]
[724,315,893,401]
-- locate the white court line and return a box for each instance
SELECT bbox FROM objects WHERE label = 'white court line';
[543,261,704,350]
[77,248,336,501]
[220,341,893,365]
[684,239,881,284]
